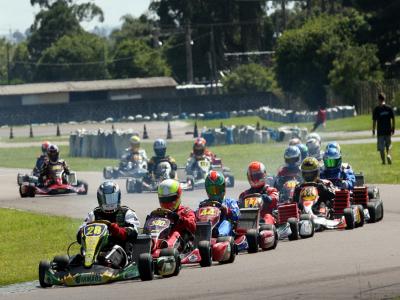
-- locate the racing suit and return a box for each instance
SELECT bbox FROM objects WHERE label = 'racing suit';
[33,154,48,177]
[274,165,302,191]
[198,198,240,237]
[189,149,216,161]
[171,205,197,236]
[39,159,70,186]
[293,179,336,212]
[185,155,212,178]
[120,149,148,170]
[239,185,279,225]
[320,165,356,190]
[147,156,177,180]
[78,206,140,268]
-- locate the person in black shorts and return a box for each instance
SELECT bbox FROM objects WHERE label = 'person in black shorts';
[373,93,395,164]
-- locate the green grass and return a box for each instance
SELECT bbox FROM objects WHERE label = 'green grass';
[190,115,372,133]
[0,208,80,286]
[0,135,69,143]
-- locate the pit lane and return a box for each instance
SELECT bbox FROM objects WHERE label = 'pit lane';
[1,168,400,300]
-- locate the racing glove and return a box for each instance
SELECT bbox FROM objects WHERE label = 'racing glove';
[220,204,231,217]
[261,194,272,204]
[109,223,127,240]
[168,211,180,224]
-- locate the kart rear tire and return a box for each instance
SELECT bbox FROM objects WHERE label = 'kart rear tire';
[53,255,69,270]
[135,179,143,194]
[77,180,88,195]
[355,205,365,228]
[19,186,28,198]
[367,199,384,223]
[198,240,212,267]
[344,208,355,229]
[159,248,181,277]
[138,253,154,281]
[126,178,135,193]
[299,214,315,239]
[288,218,299,241]
[246,229,259,254]
[217,236,236,264]
[39,260,52,288]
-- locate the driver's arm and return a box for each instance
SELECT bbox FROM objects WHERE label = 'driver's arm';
[77,211,95,244]
[179,208,196,234]
[63,161,70,175]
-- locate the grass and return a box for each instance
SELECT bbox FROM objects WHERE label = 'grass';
[0,135,69,143]
[0,208,80,286]
[190,115,372,133]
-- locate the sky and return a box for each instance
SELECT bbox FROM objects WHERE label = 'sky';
[0,0,152,34]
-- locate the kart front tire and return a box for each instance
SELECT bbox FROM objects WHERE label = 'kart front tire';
[77,180,88,195]
[299,214,315,239]
[39,260,52,288]
[53,255,69,270]
[159,248,181,277]
[198,240,212,267]
[138,253,154,281]
[103,167,112,179]
[288,218,299,241]
[217,236,236,264]
[246,229,259,254]
[344,208,355,229]
[367,199,384,223]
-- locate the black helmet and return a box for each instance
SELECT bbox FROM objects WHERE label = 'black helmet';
[47,144,59,163]
[97,181,121,213]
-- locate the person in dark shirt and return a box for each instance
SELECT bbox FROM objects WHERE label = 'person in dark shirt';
[373,92,395,164]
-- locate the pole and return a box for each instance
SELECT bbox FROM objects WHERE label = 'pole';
[281,0,286,32]
[6,43,10,84]
[210,26,217,91]
[185,21,194,83]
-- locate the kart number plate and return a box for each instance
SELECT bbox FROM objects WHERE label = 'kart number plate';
[151,219,167,227]
[199,207,218,216]
[300,186,318,201]
[244,197,260,208]
[84,224,107,237]
[199,161,210,167]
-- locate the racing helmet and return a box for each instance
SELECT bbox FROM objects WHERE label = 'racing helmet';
[41,141,50,154]
[247,161,267,189]
[306,138,321,159]
[296,143,309,161]
[47,144,59,163]
[193,137,206,158]
[158,179,182,211]
[325,141,341,154]
[130,135,141,151]
[306,133,321,143]
[205,171,226,202]
[288,137,301,146]
[323,147,342,170]
[153,139,167,158]
[284,146,301,167]
[97,181,121,213]
[301,157,320,182]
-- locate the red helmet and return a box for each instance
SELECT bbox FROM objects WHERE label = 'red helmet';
[193,137,206,157]
[41,141,50,154]
[247,161,267,189]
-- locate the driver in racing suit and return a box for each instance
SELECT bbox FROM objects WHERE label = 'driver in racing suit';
[274,146,303,191]
[185,138,213,176]
[119,135,148,170]
[39,144,70,186]
[239,161,278,225]
[146,139,177,180]
[293,157,336,213]
[198,171,240,237]
[33,141,50,177]
[77,181,140,268]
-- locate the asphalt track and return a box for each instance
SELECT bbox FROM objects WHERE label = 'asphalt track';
[1,168,400,300]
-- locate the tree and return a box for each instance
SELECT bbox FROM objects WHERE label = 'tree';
[10,42,34,83]
[35,33,108,82]
[222,63,277,94]
[111,39,171,79]
[110,15,155,46]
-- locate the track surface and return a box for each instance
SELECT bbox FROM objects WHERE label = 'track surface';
[1,168,400,300]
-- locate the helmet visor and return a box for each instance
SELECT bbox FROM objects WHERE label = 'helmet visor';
[302,170,318,182]
[104,193,119,206]
[159,195,178,204]
[285,157,300,165]
[206,185,225,197]
[324,158,340,169]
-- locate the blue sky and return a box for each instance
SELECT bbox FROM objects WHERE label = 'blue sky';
[0,0,152,34]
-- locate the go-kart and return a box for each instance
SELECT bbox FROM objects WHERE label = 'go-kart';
[103,153,147,179]
[17,170,88,198]
[142,208,184,277]
[126,160,172,194]
[194,201,237,264]
[38,220,154,287]
[236,194,278,253]
[299,183,364,231]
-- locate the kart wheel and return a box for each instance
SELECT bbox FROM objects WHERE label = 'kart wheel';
[367,199,384,223]
[299,214,315,239]
[135,180,143,194]
[217,236,236,264]
[28,186,36,198]
[246,229,259,254]
[126,178,135,193]
[39,260,52,288]
[355,205,365,228]
[19,186,28,198]
[288,218,299,241]
[198,241,212,267]
[344,208,355,229]
[138,253,154,281]
[77,180,88,195]
[103,167,112,179]
[159,248,181,277]
[53,255,69,270]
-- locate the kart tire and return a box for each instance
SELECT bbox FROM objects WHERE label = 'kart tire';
[39,260,52,288]
[53,255,69,270]
[19,186,28,198]
[216,236,236,264]
[299,214,314,239]
[246,229,259,254]
[367,199,384,223]
[344,208,355,229]
[103,167,112,179]
[355,205,365,228]
[368,186,379,200]
[159,248,181,277]
[126,178,135,194]
[77,180,88,195]
[198,240,212,267]
[135,179,143,194]
[112,168,119,179]
[288,218,299,241]
[138,253,154,281]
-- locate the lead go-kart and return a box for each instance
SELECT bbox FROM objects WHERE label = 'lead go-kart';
[17,170,88,198]
[103,153,147,180]
[38,220,154,287]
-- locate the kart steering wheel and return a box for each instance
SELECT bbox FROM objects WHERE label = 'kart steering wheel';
[87,220,112,227]
[150,207,173,217]
[199,200,222,208]
[243,193,262,199]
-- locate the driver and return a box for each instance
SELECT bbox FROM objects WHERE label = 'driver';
[147,139,177,179]
[119,135,148,169]
[275,146,302,191]
[33,141,50,176]
[77,181,140,268]
[239,162,278,225]
[293,157,335,211]
[198,171,240,236]
[156,179,196,237]
[185,138,213,175]
[39,144,70,186]
[320,147,356,190]
[306,133,322,161]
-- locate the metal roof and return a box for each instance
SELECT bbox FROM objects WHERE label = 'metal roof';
[0,77,177,96]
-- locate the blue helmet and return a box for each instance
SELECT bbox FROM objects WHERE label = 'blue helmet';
[323,147,342,169]
[153,138,167,157]
[325,141,341,153]
[296,143,309,161]
[284,145,301,167]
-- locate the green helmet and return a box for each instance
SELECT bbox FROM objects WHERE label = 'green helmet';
[205,171,226,202]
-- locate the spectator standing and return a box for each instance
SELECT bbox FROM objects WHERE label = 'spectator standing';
[373,93,395,165]
[311,106,327,132]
